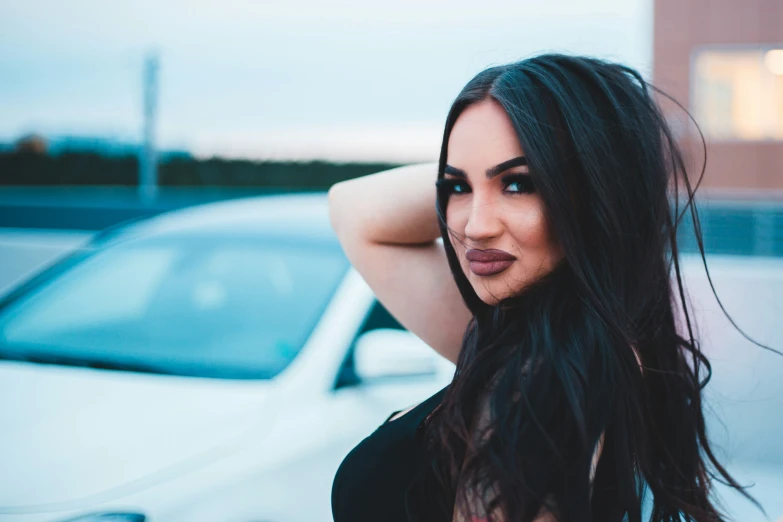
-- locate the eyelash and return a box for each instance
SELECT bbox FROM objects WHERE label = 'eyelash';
[435,173,535,197]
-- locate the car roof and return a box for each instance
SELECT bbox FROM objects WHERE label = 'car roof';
[93,192,336,245]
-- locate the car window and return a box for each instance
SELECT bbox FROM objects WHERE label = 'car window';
[333,299,404,388]
[0,233,349,379]
[357,299,404,333]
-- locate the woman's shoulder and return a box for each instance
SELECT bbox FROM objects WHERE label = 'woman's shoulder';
[383,385,449,426]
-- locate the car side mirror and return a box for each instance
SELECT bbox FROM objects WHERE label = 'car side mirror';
[353,328,442,382]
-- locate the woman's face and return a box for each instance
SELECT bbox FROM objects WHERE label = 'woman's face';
[444,98,564,306]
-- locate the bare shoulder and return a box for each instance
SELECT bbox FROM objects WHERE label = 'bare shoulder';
[386,402,420,423]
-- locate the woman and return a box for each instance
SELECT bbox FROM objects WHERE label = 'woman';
[328,53,778,522]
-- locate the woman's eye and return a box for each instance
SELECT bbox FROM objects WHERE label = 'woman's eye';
[435,178,471,196]
[502,174,535,194]
[453,182,469,193]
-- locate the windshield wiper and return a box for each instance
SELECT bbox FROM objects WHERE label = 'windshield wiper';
[0,348,174,375]
[0,343,278,380]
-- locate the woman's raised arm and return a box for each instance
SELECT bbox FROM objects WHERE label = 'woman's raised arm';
[327,162,472,364]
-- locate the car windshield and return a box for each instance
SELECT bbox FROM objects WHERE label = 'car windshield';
[0,232,349,379]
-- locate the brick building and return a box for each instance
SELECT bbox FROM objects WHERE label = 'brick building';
[653,0,783,194]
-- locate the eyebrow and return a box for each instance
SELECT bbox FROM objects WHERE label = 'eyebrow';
[444,156,528,180]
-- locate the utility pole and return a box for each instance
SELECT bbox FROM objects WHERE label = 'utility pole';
[139,53,159,205]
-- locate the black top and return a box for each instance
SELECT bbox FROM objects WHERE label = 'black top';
[332,384,624,522]
[331,385,449,522]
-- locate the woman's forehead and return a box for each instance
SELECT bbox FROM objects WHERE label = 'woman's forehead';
[447,99,524,171]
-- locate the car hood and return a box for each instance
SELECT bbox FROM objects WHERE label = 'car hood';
[0,360,277,509]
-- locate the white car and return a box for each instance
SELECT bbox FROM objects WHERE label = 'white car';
[0,194,781,521]
[0,194,455,522]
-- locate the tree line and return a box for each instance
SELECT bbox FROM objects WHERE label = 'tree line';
[0,151,404,190]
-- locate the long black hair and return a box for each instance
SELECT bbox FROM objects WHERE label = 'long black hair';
[408,53,782,522]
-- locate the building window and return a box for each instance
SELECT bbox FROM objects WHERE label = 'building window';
[692,47,783,141]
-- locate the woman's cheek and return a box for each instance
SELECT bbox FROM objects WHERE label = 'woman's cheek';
[510,206,549,246]
[445,200,469,230]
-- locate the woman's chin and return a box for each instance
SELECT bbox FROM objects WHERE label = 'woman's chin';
[472,282,528,308]
[474,288,505,307]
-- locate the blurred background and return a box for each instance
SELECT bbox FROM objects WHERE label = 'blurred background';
[0,1,781,521]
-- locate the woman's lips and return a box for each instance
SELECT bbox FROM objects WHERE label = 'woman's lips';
[465,249,516,276]
[469,259,514,276]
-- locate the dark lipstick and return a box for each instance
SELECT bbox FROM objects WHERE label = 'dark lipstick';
[465,249,516,276]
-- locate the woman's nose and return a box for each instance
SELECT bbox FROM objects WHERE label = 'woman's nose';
[464,200,503,243]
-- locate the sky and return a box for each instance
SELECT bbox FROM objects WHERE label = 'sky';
[0,0,653,162]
